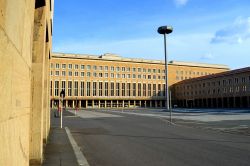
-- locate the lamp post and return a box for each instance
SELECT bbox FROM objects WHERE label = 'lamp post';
[157,26,173,122]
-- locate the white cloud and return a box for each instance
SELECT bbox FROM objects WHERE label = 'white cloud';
[211,17,250,44]
[174,0,189,7]
[200,53,214,60]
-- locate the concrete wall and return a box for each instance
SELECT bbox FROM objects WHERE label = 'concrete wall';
[0,0,53,165]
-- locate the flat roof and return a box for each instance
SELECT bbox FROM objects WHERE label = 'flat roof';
[52,52,230,69]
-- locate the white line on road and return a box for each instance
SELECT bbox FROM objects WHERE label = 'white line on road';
[65,127,90,166]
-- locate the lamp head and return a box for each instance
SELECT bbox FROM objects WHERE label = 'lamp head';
[158,26,173,34]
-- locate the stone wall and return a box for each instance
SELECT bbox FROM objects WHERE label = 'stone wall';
[0,0,53,165]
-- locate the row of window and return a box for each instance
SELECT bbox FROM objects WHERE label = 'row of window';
[51,81,166,97]
[51,71,166,80]
[51,63,165,73]
[176,70,212,76]
[177,85,249,97]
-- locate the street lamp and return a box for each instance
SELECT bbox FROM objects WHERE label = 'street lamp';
[157,26,173,121]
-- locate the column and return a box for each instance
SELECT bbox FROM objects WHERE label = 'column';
[73,100,75,108]
[92,100,94,108]
[66,100,68,108]
[79,100,82,108]
[111,100,113,108]
[122,100,125,108]
[139,100,142,107]
[98,100,100,108]
[105,100,107,108]
[30,5,46,164]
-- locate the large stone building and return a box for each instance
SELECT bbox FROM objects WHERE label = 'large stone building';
[173,67,250,108]
[0,0,53,165]
[50,53,229,108]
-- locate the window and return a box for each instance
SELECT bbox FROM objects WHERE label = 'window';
[143,68,146,72]
[99,73,103,77]
[132,68,136,72]
[50,71,53,76]
[81,72,84,77]
[105,66,108,71]
[116,83,120,96]
[122,74,126,78]
[148,84,151,96]
[62,64,66,69]
[99,66,103,70]
[122,67,125,71]
[111,82,114,96]
[74,81,78,96]
[153,69,156,73]
[111,73,114,78]
[127,74,131,79]
[148,75,151,79]
[93,82,97,96]
[75,64,79,69]
[127,83,131,96]
[126,67,130,72]
[50,63,53,68]
[143,75,146,79]
[133,83,136,96]
[153,75,156,79]
[143,84,146,96]
[122,83,125,96]
[138,75,141,79]
[87,72,91,77]
[133,74,136,79]
[116,67,120,71]
[138,83,141,96]
[138,68,141,72]
[153,84,156,96]
[68,81,72,96]
[87,82,91,96]
[55,71,59,76]
[93,72,97,77]
[105,73,108,78]
[87,65,91,70]
[56,63,60,69]
[116,74,120,78]
[105,82,108,96]
[111,66,114,71]
[81,65,85,70]
[75,72,78,77]
[158,84,161,96]
[242,77,246,83]
[62,71,66,76]
[80,82,84,96]
[55,81,59,96]
[68,64,72,69]
[93,66,97,70]
[99,82,103,96]
[148,69,151,73]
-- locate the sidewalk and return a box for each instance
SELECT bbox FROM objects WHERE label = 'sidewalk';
[42,110,78,166]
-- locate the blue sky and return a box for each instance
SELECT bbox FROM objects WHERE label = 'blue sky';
[53,0,250,69]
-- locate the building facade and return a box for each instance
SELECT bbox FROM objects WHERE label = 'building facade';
[0,0,53,165]
[173,67,250,108]
[50,53,229,109]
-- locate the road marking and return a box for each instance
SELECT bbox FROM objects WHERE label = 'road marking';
[65,127,90,166]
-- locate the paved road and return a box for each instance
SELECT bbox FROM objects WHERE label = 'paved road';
[63,110,250,166]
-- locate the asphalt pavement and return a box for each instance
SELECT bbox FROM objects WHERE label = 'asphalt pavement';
[62,109,250,166]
